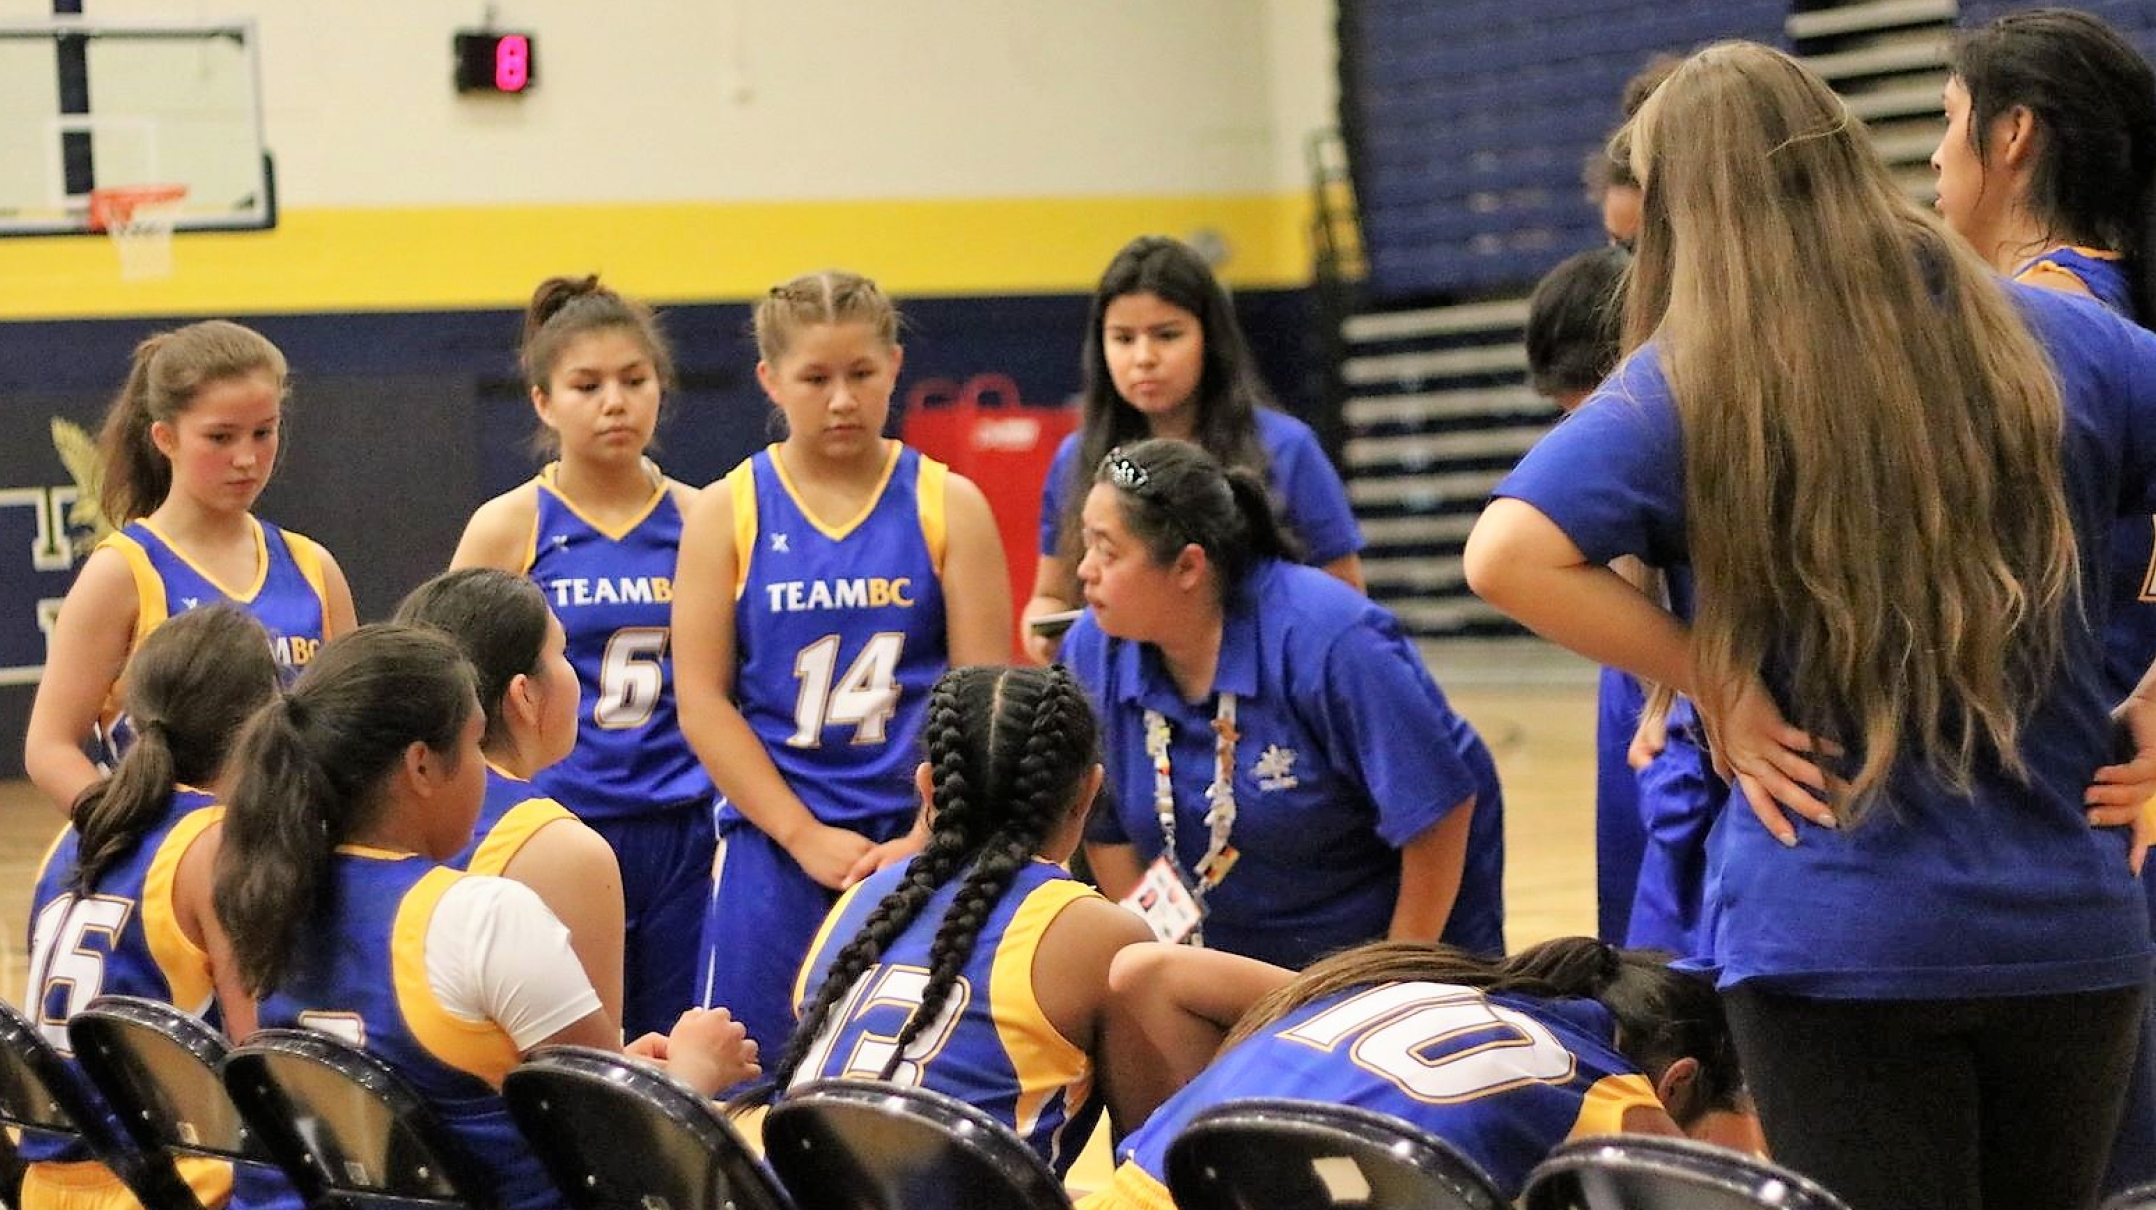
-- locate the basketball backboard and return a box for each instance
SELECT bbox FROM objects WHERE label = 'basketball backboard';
[0,17,274,235]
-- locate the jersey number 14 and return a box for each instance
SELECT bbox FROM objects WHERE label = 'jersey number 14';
[789,632,904,747]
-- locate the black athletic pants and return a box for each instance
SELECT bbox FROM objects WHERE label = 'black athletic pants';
[1723,983,2144,1210]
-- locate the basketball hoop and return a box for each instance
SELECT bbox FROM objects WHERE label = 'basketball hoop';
[88,184,188,281]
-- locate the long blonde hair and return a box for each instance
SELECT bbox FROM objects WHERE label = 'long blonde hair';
[1623,42,2078,824]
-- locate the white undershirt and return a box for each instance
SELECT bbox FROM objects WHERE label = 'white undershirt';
[423,876,602,1049]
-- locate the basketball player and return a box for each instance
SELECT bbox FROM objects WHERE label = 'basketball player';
[672,269,1011,1059]
[451,276,710,1041]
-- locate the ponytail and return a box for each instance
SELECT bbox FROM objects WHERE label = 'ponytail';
[745,665,1100,1109]
[70,725,174,894]
[214,625,475,998]
[1094,439,1301,603]
[70,605,278,893]
[96,333,173,526]
[94,321,288,526]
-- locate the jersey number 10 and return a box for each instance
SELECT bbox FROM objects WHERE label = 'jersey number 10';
[1281,982,1577,1104]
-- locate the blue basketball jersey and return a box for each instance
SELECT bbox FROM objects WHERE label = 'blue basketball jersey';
[96,518,330,763]
[451,766,577,876]
[1086,984,1663,1207]
[243,851,551,1210]
[725,443,951,826]
[21,788,225,1169]
[791,859,1101,1175]
[523,466,712,820]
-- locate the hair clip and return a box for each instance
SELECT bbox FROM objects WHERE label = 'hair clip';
[1101,448,1151,494]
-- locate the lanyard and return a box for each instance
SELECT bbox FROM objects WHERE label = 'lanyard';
[1143,692,1240,900]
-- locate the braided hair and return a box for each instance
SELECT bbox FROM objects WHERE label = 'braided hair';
[747,664,1099,1105]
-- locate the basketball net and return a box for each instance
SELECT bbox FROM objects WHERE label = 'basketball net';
[88,184,188,281]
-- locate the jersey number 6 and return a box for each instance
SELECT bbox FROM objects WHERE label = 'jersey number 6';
[596,627,669,730]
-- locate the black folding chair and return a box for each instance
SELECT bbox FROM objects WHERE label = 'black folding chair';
[1164,1098,1505,1210]
[1522,1135,1852,1210]
[222,1027,494,1210]
[68,997,263,1165]
[502,1046,793,1210]
[0,997,205,1210]
[762,1080,1071,1210]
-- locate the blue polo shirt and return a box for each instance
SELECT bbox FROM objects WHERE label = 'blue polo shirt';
[1039,409,1365,566]
[1064,559,1504,967]
[1492,281,2156,999]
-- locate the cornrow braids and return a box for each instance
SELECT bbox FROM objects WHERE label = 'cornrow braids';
[877,666,1089,1076]
[743,670,1001,1108]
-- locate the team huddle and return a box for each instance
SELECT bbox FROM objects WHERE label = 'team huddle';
[18,13,2156,1210]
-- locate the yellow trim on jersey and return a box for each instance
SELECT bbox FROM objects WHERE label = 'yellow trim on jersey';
[463,800,576,878]
[727,461,760,601]
[138,517,270,603]
[536,461,669,542]
[988,878,1097,1138]
[1567,1072,1665,1141]
[22,1155,233,1210]
[280,529,334,634]
[34,822,72,886]
[335,843,421,860]
[916,456,950,577]
[2018,261,2096,295]
[516,481,542,576]
[391,867,522,1085]
[1081,1162,1176,1210]
[96,530,167,645]
[767,441,904,542]
[141,804,223,1015]
[794,877,878,1015]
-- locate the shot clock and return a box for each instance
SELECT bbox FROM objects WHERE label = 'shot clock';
[454,31,535,94]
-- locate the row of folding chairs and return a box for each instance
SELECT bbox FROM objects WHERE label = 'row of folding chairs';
[3,990,2101,1210]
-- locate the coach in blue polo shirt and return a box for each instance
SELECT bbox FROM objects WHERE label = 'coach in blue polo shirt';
[1059,438,1504,968]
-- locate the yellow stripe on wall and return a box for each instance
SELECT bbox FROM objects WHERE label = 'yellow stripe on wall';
[0,191,1314,320]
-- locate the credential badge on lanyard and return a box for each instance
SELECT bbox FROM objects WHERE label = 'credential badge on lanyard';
[1119,693,1240,945]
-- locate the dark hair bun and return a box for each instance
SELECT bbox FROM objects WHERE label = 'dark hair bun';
[523,274,607,343]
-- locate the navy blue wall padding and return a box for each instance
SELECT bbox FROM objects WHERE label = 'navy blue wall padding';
[1339,0,1789,302]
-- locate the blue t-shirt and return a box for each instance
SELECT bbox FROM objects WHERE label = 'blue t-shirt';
[1492,282,2156,998]
[1065,559,1504,966]
[2010,252,2155,705]
[1038,409,1364,566]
